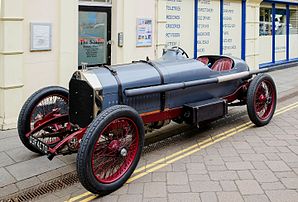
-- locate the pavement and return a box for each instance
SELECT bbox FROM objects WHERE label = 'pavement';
[1,66,298,201]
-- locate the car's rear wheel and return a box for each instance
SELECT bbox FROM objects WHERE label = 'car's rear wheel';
[77,105,144,195]
[247,74,277,127]
[18,86,69,154]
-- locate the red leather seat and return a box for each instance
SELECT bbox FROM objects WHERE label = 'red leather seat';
[197,57,209,65]
[211,58,233,71]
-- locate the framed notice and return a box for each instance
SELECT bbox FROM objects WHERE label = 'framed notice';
[136,18,152,47]
[30,23,52,51]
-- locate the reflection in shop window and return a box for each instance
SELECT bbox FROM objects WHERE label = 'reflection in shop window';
[290,8,298,34]
[290,6,298,59]
[275,9,287,35]
[260,7,272,36]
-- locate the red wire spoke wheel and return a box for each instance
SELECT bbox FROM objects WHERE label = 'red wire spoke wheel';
[29,94,68,145]
[91,118,139,183]
[247,74,277,126]
[18,86,69,154]
[77,105,144,195]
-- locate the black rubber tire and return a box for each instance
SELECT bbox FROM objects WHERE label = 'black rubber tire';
[17,86,69,154]
[247,74,277,127]
[77,105,145,195]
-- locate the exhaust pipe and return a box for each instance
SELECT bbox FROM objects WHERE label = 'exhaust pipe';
[124,68,269,97]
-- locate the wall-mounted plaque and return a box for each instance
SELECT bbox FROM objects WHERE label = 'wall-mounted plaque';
[30,23,52,51]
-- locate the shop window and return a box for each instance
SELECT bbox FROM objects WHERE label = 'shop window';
[275,8,287,35]
[275,5,287,61]
[196,0,220,56]
[290,7,298,34]
[259,4,273,64]
[223,0,242,58]
[260,7,272,36]
[290,6,298,59]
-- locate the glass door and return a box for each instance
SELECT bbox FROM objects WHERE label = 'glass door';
[79,6,111,67]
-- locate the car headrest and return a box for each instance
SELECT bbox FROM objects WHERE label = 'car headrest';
[197,57,209,65]
[211,58,233,71]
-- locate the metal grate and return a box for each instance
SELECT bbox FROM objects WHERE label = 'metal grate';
[0,172,79,202]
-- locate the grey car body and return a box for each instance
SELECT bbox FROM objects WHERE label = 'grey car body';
[69,50,250,128]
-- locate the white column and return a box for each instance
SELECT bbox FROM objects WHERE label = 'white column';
[58,0,78,88]
[246,0,262,69]
[0,0,24,130]
[111,0,124,64]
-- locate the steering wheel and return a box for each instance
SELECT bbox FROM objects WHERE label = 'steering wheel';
[172,46,189,58]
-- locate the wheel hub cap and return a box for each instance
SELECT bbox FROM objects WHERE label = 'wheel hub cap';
[259,94,266,103]
[120,148,128,157]
[108,140,120,150]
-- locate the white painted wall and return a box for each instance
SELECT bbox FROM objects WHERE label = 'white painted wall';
[23,0,60,99]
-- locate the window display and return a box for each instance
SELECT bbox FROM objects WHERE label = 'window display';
[196,0,220,56]
[290,6,298,59]
[260,7,272,36]
[223,0,242,58]
[275,5,287,61]
[259,4,273,64]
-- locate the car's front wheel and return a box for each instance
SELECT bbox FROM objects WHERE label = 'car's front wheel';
[77,105,144,195]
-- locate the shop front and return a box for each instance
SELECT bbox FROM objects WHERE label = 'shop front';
[194,0,246,60]
[259,0,298,68]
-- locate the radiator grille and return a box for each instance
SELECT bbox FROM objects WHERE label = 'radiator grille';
[69,79,94,128]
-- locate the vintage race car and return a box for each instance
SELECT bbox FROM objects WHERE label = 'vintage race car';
[18,47,276,195]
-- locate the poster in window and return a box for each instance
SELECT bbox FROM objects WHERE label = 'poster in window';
[197,0,220,56]
[165,0,182,48]
[79,11,108,65]
[223,0,242,58]
[136,18,153,47]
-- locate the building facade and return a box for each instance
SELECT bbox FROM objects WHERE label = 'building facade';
[0,0,297,130]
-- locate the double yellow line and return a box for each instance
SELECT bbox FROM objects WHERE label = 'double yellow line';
[67,101,298,202]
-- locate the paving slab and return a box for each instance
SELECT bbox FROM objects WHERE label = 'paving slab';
[190,180,222,192]
[5,146,40,163]
[243,195,270,202]
[226,161,254,170]
[166,172,189,185]
[280,177,298,189]
[168,193,201,202]
[265,161,292,172]
[0,168,16,187]
[200,192,217,202]
[0,136,22,152]
[236,180,264,195]
[0,152,14,167]
[266,190,298,202]
[251,169,279,183]
[144,182,167,198]
[217,192,244,202]
[5,156,66,181]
